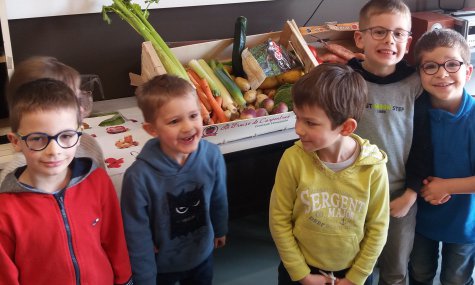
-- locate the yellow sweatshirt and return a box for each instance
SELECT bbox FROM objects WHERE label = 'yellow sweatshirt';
[269,134,389,285]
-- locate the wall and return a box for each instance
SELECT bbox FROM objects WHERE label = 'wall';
[7,0,439,101]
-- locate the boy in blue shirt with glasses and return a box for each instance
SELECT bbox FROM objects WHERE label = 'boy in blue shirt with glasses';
[407,28,475,285]
[0,78,133,285]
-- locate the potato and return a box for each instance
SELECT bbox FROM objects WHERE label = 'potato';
[235,77,251,92]
[255,93,268,108]
[243,90,257,104]
[264,88,277,99]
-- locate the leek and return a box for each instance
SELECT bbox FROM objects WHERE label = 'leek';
[102,0,189,81]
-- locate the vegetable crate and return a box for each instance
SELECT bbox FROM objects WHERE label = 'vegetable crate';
[132,20,317,145]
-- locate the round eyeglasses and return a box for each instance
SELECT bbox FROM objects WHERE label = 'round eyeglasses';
[420,60,464,75]
[360,26,412,43]
[16,130,82,151]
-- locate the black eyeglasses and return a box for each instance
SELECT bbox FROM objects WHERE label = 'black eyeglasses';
[360,26,412,43]
[420,60,464,75]
[16,130,82,151]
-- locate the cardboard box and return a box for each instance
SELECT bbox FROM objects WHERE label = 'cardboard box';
[130,20,359,145]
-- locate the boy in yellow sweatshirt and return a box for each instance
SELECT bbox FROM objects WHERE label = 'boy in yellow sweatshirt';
[269,63,390,285]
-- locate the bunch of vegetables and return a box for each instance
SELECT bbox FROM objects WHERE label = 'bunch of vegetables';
[102,0,189,81]
[185,57,296,125]
[102,2,297,125]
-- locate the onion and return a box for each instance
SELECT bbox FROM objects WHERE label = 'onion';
[240,108,257,120]
[271,102,289,114]
[261,98,275,113]
[255,108,268,117]
[255,93,268,107]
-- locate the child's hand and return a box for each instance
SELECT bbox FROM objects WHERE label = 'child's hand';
[389,188,417,218]
[214,236,226,248]
[421,176,451,205]
[299,273,335,285]
[336,278,355,285]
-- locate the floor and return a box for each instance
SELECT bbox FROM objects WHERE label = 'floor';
[214,212,280,285]
[213,211,475,285]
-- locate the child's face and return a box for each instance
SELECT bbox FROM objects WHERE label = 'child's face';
[294,104,345,154]
[419,46,473,113]
[354,12,412,76]
[9,108,80,183]
[143,92,203,165]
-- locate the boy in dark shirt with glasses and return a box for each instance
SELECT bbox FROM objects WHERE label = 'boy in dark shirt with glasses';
[0,78,133,285]
[349,0,423,284]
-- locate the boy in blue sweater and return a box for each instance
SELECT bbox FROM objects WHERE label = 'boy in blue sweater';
[121,74,228,285]
[407,28,475,285]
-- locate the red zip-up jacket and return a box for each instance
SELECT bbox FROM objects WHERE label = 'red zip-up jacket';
[0,158,133,285]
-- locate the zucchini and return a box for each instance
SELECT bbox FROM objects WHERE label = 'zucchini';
[232,16,247,78]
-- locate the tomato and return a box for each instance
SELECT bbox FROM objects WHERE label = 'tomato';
[307,45,322,63]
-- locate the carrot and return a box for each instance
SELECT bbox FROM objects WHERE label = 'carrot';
[187,69,212,111]
[324,43,357,61]
[211,110,218,124]
[200,101,211,125]
[187,68,202,87]
[215,96,223,108]
[188,68,228,123]
[199,77,229,123]
[197,89,212,111]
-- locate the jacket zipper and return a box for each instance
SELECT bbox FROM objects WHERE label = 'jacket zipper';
[55,192,81,285]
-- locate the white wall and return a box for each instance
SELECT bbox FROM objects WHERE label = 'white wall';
[5,0,273,19]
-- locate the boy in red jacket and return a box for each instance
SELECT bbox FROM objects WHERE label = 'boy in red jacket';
[0,78,133,284]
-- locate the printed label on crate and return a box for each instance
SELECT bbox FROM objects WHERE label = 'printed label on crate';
[203,112,296,144]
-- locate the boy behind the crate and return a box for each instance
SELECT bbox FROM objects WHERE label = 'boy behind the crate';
[349,0,423,284]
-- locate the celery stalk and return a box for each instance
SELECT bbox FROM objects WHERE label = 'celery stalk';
[102,0,189,81]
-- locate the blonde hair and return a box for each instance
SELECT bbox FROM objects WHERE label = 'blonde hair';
[135,74,197,123]
[359,0,412,30]
[6,56,80,110]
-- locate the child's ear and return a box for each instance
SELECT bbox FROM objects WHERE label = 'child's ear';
[7,133,22,152]
[340,118,357,136]
[354,31,365,50]
[142,122,158,137]
[466,63,473,81]
[405,36,413,54]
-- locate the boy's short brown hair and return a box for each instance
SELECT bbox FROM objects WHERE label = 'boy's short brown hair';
[135,74,197,123]
[9,78,81,132]
[359,0,411,29]
[6,56,80,110]
[292,63,368,129]
[414,28,471,66]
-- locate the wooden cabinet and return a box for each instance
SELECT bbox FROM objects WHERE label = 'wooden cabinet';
[0,0,13,119]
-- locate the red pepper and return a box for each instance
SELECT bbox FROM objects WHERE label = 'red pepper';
[307,45,322,64]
